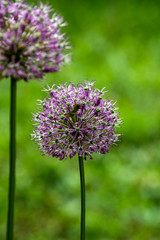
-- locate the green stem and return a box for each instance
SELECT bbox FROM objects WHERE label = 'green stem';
[6,77,17,240]
[78,155,85,240]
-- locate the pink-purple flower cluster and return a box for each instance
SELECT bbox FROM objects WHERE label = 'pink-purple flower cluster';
[32,80,122,160]
[0,0,70,81]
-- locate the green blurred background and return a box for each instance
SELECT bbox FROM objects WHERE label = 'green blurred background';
[0,0,160,239]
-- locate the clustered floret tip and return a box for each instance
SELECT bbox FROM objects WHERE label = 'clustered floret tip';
[0,0,70,81]
[31,80,122,160]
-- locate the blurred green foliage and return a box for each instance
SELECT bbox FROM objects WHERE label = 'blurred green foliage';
[0,0,160,239]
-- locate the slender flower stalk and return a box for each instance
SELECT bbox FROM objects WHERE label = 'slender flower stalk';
[78,155,85,240]
[7,77,17,240]
[31,80,122,239]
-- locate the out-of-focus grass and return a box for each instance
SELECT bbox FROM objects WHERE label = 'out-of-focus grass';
[0,0,160,239]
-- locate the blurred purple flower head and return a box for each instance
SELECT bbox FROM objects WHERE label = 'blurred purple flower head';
[31,80,122,160]
[0,0,71,81]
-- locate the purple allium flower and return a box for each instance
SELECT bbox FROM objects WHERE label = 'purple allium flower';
[0,0,70,81]
[31,80,122,160]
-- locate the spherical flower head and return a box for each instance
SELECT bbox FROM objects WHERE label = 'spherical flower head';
[0,0,71,81]
[31,80,122,160]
